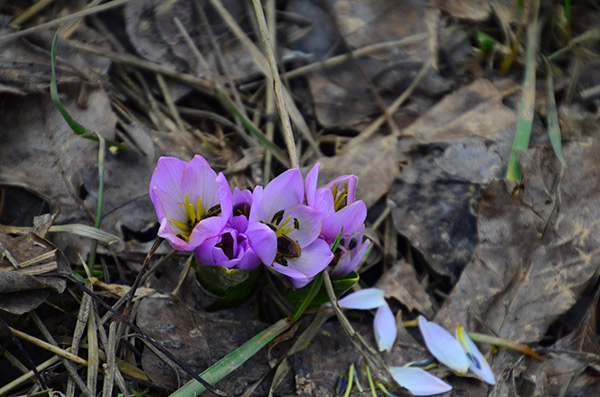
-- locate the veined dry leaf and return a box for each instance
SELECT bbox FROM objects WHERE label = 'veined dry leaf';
[521,286,600,395]
[392,79,517,278]
[376,259,435,318]
[317,135,399,208]
[435,138,600,366]
[0,232,70,314]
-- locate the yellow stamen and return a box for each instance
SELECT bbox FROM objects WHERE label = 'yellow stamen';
[172,194,207,241]
[275,215,294,237]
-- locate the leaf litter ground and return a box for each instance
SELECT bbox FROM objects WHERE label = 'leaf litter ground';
[1,0,600,396]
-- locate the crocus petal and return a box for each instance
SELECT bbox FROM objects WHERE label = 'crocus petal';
[268,262,313,289]
[305,163,320,207]
[313,187,335,215]
[418,316,470,375]
[456,325,496,385]
[260,168,304,222]
[232,187,253,216]
[322,200,367,242]
[215,172,233,222]
[234,247,261,270]
[157,217,193,251]
[151,185,186,228]
[150,158,187,222]
[337,288,385,310]
[189,216,224,248]
[248,185,263,222]
[326,174,357,204]
[284,205,323,247]
[281,238,333,279]
[389,367,452,396]
[374,304,397,352]
[330,237,370,279]
[246,221,277,266]
[182,155,219,210]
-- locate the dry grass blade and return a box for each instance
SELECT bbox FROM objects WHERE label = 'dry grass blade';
[207,0,320,156]
[8,326,88,366]
[86,301,99,395]
[0,0,133,44]
[101,322,118,397]
[342,58,432,153]
[0,355,60,395]
[251,0,298,168]
[30,312,91,397]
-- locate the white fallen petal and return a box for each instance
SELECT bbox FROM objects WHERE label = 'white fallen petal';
[418,316,470,375]
[374,304,397,352]
[389,367,452,396]
[336,288,386,310]
[456,325,496,385]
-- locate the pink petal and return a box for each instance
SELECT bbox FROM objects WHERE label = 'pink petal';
[246,221,277,266]
[374,304,397,352]
[418,316,470,375]
[182,155,219,210]
[149,157,186,221]
[260,168,304,222]
[337,288,385,310]
[216,172,233,222]
[456,325,496,385]
[330,236,370,278]
[281,238,333,279]
[284,205,323,247]
[326,174,357,204]
[305,163,320,207]
[268,262,313,289]
[322,200,367,242]
[389,367,452,396]
[188,216,224,248]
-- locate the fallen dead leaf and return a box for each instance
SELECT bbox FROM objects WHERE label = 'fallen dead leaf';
[392,79,516,278]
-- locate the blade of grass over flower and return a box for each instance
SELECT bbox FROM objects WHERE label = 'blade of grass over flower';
[505,2,540,183]
[291,272,323,323]
[216,87,290,168]
[545,60,566,166]
[170,318,290,397]
[468,332,543,361]
[50,34,125,150]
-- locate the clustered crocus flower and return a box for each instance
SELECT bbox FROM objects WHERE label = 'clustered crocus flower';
[149,155,370,288]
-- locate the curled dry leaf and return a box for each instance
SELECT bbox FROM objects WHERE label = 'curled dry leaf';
[0,232,70,315]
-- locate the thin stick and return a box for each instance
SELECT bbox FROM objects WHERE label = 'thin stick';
[0,0,133,44]
[9,327,88,366]
[251,0,298,168]
[341,58,432,154]
[0,355,60,395]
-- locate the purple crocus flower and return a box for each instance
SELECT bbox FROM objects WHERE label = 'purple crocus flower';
[329,226,371,278]
[149,156,232,251]
[194,187,274,270]
[305,163,367,244]
[248,168,333,289]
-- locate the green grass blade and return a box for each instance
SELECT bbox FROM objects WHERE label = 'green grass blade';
[291,272,323,323]
[506,11,540,183]
[170,318,290,396]
[545,61,566,167]
[50,33,126,150]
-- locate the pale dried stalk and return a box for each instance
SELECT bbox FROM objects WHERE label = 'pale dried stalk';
[251,0,298,168]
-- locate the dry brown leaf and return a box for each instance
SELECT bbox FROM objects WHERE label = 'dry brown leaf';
[376,259,435,318]
[392,79,516,278]
[0,232,70,314]
[433,138,600,392]
[317,135,399,208]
